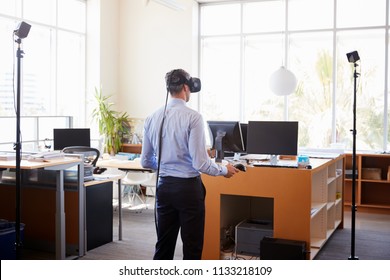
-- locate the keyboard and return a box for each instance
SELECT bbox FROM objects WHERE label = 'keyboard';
[252,161,298,168]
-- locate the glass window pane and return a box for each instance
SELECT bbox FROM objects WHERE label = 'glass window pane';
[289,0,334,31]
[23,0,56,25]
[337,0,386,28]
[200,37,241,121]
[58,0,86,32]
[200,4,240,36]
[243,35,285,121]
[0,18,18,116]
[22,25,54,116]
[243,0,285,33]
[57,31,86,127]
[337,29,385,151]
[0,0,21,17]
[289,32,333,148]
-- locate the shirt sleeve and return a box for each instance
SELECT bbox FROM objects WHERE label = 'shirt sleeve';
[140,118,158,170]
[189,114,228,176]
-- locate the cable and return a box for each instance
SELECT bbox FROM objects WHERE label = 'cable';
[153,72,173,234]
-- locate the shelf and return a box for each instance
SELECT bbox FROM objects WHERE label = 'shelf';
[310,237,326,249]
[310,247,320,260]
[311,202,326,218]
[361,179,390,184]
[344,153,390,213]
[327,176,336,184]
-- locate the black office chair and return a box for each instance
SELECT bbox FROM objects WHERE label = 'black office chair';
[62,146,100,166]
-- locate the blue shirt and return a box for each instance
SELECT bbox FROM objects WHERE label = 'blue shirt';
[141,98,227,178]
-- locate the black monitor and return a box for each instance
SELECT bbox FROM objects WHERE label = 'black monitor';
[207,121,245,162]
[53,128,91,151]
[246,121,298,163]
[240,123,248,151]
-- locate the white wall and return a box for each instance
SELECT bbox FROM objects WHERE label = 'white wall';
[86,0,199,122]
[117,0,199,118]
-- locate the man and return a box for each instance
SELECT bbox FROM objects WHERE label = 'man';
[141,69,238,260]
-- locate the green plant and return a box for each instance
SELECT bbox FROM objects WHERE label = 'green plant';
[92,87,130,155]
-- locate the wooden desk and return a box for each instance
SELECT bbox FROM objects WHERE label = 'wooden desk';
[96,159,153,240]
[201,156,344,260]
[121,144,142,154]
[0,156,84,260]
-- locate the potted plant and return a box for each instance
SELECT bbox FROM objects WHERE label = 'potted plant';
[92,87,131,155]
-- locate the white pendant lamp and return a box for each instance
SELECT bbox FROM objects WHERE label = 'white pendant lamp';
[269,66,297,96]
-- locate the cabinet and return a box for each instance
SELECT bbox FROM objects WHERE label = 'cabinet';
[201,156,344,260]
[344,153,390,213]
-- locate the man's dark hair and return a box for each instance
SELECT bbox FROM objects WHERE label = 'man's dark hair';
[165,69,190,95]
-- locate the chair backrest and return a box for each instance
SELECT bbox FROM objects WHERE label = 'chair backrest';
[62,146,100,166]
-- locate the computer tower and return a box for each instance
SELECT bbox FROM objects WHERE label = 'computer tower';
[235,219,273,256]
[260,236,307,260]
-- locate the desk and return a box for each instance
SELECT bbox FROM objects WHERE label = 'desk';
[96,159,153,240]
[121,144,142,154]
[0,156,84,260]
[201,156,344,260]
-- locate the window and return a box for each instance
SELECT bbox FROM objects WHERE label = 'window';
[200,0,390,151]
[0,0,86,126]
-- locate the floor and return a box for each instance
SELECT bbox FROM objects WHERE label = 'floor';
[19,193,390,260]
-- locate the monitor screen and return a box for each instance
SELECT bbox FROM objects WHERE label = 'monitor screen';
[207,121,245,162]
[53,128,91,150]
[246,121,298,156]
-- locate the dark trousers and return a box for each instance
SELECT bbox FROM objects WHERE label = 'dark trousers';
[153,176,206,260]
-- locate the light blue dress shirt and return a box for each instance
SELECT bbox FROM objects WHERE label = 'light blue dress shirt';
[141,98,227,178]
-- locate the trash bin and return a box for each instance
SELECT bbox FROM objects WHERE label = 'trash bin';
[0,220,25,260]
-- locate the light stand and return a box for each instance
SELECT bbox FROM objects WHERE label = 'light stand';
[346,50,360,260]
[13,21,31,259]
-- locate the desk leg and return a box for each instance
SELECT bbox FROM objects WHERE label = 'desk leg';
[118,178,122,241]
[55,170,65,260]
[78,163,86,257]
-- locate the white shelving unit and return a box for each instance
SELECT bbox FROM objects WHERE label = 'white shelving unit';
[310,157,344,258]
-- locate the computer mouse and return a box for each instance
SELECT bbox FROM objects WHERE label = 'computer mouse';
[234,163,246,172]
[93,167,107,174]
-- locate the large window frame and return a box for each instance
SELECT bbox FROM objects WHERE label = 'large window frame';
[199,0,390,152]
[0,0,87,126]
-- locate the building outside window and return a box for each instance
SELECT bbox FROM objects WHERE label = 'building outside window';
[0,0,86,149]
[199,0,389,151]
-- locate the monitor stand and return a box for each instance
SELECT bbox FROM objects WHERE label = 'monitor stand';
[269,154,278,165]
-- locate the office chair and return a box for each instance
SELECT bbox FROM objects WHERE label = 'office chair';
[121,159,155,212]
[62,146,100,166]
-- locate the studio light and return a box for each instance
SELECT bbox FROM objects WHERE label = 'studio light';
[14,21,31,39]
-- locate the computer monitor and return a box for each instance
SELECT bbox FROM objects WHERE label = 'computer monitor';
[246,121,298,164]
[53,128,91,151]
[240,123,248,151]
[207,121,245,162]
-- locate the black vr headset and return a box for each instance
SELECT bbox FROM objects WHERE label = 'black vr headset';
[167,70,201,93]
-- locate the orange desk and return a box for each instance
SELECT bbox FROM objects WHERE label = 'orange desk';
[201,156,344,260]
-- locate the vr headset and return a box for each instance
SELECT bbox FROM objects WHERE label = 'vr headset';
[167,70,201,93]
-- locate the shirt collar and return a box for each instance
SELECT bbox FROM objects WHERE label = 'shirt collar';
[168,98,186,107]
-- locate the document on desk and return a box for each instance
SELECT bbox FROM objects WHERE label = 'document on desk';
[0,153,16,160]
[93,173,124,181]
[26,151,65,162]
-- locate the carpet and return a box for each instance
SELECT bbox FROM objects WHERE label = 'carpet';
[314,228,390,260]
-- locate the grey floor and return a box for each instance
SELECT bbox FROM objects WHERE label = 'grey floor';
[21,194,390,260]
[80,195,390,260]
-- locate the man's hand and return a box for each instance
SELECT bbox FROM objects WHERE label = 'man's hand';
[224,163,239,178]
